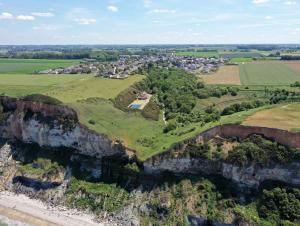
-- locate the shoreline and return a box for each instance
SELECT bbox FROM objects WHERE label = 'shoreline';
[0,191,111,226]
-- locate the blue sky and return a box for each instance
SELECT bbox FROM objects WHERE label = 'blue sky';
[0,0,299,44]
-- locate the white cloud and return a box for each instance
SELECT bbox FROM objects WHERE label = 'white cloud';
[16,15,35,21]
[0,12,13,20]
[284,1,297,5]
[107,5,118,12]
[252,0,269,4]
[147,9,177,14]
[265,15,273,19]
[0,12,35,21]
[31,12,54,17]
[75,18,96,25]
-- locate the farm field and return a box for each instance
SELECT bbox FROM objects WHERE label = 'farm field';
[243,103,300,132]
[200,66,241,85]
[284,61,300,73]
[0,59,79,74]
[239,63,300,85]
[176,51,219,57]
[46,75,145,102]
[0,73,144,101]
[230,58,253,63]
[219,51,262,59]
[0,74,86,97]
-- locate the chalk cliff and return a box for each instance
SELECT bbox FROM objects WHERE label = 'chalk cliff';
[0,96,126,158]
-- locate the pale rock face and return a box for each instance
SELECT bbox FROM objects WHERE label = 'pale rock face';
[144,157,221,175]
[222,162,300,188]
[144,156,300,188]
[0,113,125,158]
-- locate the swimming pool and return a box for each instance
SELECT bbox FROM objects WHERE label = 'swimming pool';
[130,104,142,109]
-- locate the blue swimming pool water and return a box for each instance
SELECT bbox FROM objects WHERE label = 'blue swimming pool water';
[130,104,141,109]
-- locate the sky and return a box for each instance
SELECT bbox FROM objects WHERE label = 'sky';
[0,0,299,44]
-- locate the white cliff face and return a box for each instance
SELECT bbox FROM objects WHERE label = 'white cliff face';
[222,162,300,188]
[0,114,125,158]
[144,156,300,189]
[144,157,222,175]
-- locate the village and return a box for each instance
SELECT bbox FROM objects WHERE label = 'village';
[38,54,228,79]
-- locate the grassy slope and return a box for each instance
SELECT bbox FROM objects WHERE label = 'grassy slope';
[0,59,79,74]
[239,63,300,85]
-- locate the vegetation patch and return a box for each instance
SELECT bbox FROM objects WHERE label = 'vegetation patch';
[66,178,129,213]
[227,135,299,166]
[141,99,160,121]
[19,158,64,182]
[23,94,62,105]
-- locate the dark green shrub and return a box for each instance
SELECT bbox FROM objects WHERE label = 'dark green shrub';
[23,94,62,105]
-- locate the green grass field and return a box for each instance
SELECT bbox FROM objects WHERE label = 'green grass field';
[239,63,300,85]
[46,75,145,102]
[176,51,219,57]
[230,58,253,63]
[0,74,86,96]
[219,52,262,59]
[0,73,144,100]
[0,59,79,74]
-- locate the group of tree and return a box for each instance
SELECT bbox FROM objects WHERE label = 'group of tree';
[259,187,300,223]
[136,67,223,132]
[281,55,300,60]
[221,100,265,116]
[269,89,300,104]
[291,81,300,88]
[227,135,300,166]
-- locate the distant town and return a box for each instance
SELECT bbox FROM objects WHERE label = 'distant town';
[38,54,228,79]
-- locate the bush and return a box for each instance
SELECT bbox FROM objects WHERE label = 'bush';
[259,187,300,222]
[227,135,296,166]
[221,100,265,116]
[163,122,177,133]
[141,100,160,121]
[88,119,96,125]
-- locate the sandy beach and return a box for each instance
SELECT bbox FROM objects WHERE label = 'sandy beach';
[0,191,111,226]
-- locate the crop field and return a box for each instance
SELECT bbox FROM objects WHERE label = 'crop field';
[0,74,86,97]
[200,66,241,85]
[0,59,79,74]
[243,103,300,132]
[0,73,144,101]
[284,61,300,73]
[219,52,262,59]
[176,51,219,57]
[239,62,300,85]
[46,75,145,102]
[230,58,253,63]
